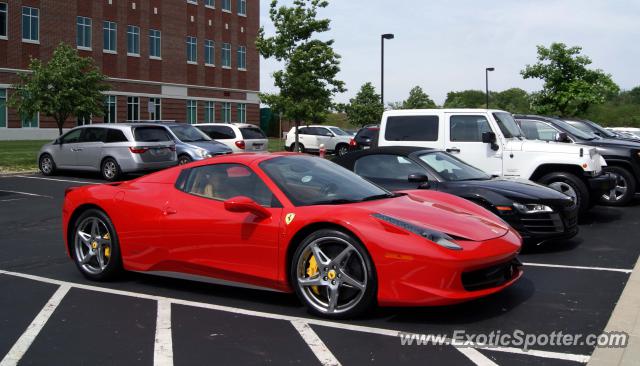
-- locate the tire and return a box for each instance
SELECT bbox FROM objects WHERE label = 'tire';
[71,209,123,281]
[290,229,377,319]
[538,172,590,215]
[39,154,56,176]
[335,144,349,157]
[600,166,636,206]
[290,143,305,153]
[178,154,193,165]
[101,157,121,181]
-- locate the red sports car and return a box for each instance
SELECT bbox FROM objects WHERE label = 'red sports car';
[63,153,523,318]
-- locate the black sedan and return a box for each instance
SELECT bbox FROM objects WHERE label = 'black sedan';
[334,147,579,244]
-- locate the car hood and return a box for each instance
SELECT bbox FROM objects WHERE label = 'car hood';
[185,141,233,154]
[359,194,509,241]
[441,178,575,205]
[517,139,588,154]
[587,138,640,149]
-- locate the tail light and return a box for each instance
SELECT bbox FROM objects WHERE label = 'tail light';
[349,138,357,147]
[235,140,246,149]
[129,147,149,154]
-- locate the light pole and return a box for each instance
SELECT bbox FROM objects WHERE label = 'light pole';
[381,33,395,105]
[485,67,495,109]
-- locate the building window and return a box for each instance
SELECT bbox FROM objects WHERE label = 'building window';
[149,29,161,59]
[222,43,231,68]
[187,100,197,124]
[0,3,8,39]
[0,89,6,128]
[238,0,246,15]
[105,95,116,123]
[77,16,92,50]
[77,115,92,126]
[221,102,231,123]
[205,0,215,8]
[187,36,197,63]
[103,21,117,53]
[187,0,198,4]
[127,97,139,121]
[205,101,215,123]
[237,45,246,70]
[222,0,231,12]
[237,103,246,123]
[22,7,39,43]
[149,98,161,120]
[21,113,38,128]
[127,25,140,56]
[204,40,215,65]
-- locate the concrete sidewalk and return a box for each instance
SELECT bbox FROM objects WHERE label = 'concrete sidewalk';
[589,255,640,365]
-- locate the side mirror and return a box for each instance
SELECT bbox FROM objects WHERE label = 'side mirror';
[555,132,569,143]
[54,138,61,145]
[224,196,271,219]
[408,173,431,189]
[325,132,333,137]
[481,132,499,151]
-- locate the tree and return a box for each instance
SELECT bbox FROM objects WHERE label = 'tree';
[9,43,109,136]
[256,0,346,151]
[521,42,619,117]
[493,88,532,114]
[402,86,437,109]
[443,90,486,108]
[344,82,384,127]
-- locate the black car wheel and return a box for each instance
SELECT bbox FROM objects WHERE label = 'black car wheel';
[290,143,305,153]
[600,166,636,206]
[178,154,193,165]
[335,144,349,157]
[101,158,121,181]
[39,154,56,176]
[71,209,123,281]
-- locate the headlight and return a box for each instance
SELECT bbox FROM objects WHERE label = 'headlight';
[196,149,211,158]
[513,202,553,214]
[372,213,462,250]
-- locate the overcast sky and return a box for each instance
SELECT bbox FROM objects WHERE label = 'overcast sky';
[258,0,640,106]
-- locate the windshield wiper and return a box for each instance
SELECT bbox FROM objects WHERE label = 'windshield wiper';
[361,193,396,201]
[311,198,362,205]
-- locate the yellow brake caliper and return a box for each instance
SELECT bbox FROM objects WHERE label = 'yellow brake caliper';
[306,255,320,295]
[103,233,111,258]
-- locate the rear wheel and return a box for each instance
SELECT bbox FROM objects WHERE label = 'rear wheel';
[290,143,305,153]
[101,158,121,181]
[291,229,376,319]
[72,209,123,281]
[538,172,590,214]
[178,154,193,165]
[600,166,636,206]
[39,154,56,176]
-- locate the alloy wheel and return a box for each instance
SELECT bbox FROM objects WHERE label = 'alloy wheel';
[40,156,53,174]
[74,217,113,275]
[602,174,628,202]
[103,161,117,180]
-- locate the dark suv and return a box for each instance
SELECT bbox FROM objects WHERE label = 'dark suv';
[350,125,380,151]
[515,115,640,206]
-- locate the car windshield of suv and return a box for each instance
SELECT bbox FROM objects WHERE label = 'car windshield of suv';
[493,112,524,139]
[550,118,597,140]
[583,120,617,138]
[260,156,392,206]
[357,128,379,140]
[169,125,212,142]
[329,127,350,136]
[419,152,491,181]
[240,127,266,139]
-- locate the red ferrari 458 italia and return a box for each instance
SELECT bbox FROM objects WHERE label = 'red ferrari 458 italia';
[63,153,523,318]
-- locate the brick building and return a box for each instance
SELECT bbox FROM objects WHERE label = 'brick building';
[0,0,260,139]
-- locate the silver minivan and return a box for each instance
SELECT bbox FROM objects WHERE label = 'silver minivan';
[38,124,177,181]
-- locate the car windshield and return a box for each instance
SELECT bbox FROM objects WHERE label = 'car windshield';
[260,156,393,206]
[330,127,350,136]
[419,152,491,181]
[551,118,597,140]
[493,112,524,139]
[581,120,617,138]
[170,125,212,142]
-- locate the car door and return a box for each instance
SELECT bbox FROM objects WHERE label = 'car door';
[314,127,334,150]
[298,127,317,150]
[52,129,83,168]
[445,113,503,176]
[76,127,107,169]
[353,154,427,191]
[160,163,283,283]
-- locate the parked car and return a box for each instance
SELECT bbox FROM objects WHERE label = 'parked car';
[38,124,177,181]
[334,147,578,244]
[377,109,614,214]
[350,125,380,151]
[515,115,640,206]
[284,125,352,157]
[563,118,640,143]
[63,153,522,318]
[608,127,640,139]
[153,122,232,165]
[194,123,268,153]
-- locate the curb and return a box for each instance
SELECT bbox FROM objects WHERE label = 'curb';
[588,255,640,365]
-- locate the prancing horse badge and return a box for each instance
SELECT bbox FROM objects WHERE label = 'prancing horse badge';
[285,213,296,225]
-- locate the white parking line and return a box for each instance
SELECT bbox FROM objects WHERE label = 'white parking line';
[0,269,591,364]
[291,320,341,366]
[457,348,499,366]
[0,285,70,366]
[154,300,174,366]
[523,262,633,274]
[7,175,98,185]
[0,190,53,199]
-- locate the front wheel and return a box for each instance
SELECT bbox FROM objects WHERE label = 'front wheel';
[335,144,349,157]
[72,209,123,281]
[600,166,636,206]
[538,172,590,215]
[291,229,377,319]
[178,154,193,165]
[39,154,56,176]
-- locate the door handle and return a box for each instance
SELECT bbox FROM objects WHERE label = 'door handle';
[72,148,83,152]
[446,148,461,153]
[162,207,177,216]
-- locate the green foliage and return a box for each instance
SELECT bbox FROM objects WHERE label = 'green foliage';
[581,87,640,126]
[443,90,486,108]
[9,43,109,135]
[256,0,345,135]
[344,82,384,127]
[521,42,619,117]
[402,86,437,109]
[492,88,532,114]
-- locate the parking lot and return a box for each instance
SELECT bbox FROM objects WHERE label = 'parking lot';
[0,173,638,366]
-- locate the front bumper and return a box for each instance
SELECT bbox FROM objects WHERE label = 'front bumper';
[587,172,616,194]
[503,203,579,243]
